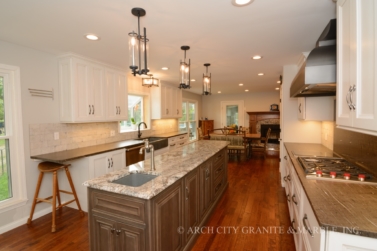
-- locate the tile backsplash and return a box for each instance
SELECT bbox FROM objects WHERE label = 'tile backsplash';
[29,119,178,156]
[321,121,335,150]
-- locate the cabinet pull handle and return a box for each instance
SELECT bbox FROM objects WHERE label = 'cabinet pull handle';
[287,175,291,181]
[116,106,118,114]
[292,194,298,205]
[186,187,189,200]
[111,228,115,234]
[111,158,113,167]
[291,220,297,233]
[283,176,287,182]
[215,181,222,193]
[350,85,356,110]
[89,105,92,115]
[303,214,314,237]
[298,103,302,113]
[92,105,94,114]
[170,144,176,147]
[119,106,121,114]
[180,142,184,145]
[284,156,287,160]
[179,136,184,139]
[286,193,290,202]
[177,109,179,115]
[216,166,223,174]
[108,159,110,168]
[116,229,121,236]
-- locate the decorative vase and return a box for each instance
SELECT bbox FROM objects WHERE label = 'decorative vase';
[131,124,137,130]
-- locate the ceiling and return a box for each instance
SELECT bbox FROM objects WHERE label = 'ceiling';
[0,0,336,95]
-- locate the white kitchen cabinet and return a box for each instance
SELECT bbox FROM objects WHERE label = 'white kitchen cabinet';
[105,69,128,121]
[326,231,377,251]
[297,97,335,121]
[59,54,128,123]
[151,83,182,119]
[88,149,125,179]
[337,0,377,136]
[168,134,189,150]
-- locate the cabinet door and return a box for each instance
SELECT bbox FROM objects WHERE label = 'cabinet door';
[199,160,212,217]
[152,180,184,251]
[337,0,377,132]
[91,215,116,251]
[117,222,146,251]
[88,152,109,179]
[106,70,128,121]
[175,88,182,118]
[89,64,106,121]
[184,169,199,244]
[73,58,92,121]
[109,149,125,172]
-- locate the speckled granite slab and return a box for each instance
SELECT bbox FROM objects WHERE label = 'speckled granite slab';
[83,140,229,200]
[285,143,377,238]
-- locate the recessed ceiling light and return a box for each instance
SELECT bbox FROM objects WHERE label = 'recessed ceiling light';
[275,87,280,90]
[245,89,249,92]
[232,0,254,7]
[218,91,221,94]
[85,34,99,41]
[239,83,244,86]
[252,55,262,60]
[258,73,264,76]
[277,80,281,84]
[162,67,169,70]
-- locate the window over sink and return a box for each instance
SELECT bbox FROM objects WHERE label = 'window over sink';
[120,93,150,132]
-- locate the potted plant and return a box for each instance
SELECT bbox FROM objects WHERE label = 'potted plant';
[131,118,137,130]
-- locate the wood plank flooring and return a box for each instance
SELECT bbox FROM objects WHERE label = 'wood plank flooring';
[0,154,294,251]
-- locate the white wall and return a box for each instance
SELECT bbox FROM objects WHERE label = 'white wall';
[0,40,60,232]
[201,92,280,128]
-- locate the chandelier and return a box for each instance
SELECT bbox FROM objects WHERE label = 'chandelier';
[179,46,191,89]
[203,63,211,95]
[142,74,159,87]
[128,8,149,76]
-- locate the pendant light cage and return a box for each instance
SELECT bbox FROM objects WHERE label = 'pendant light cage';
[179,46,191,89]
[202,63,211,95]
[129,8,149,76]
[142,74,159,88]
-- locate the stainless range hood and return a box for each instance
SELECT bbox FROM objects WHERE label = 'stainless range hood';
[290,19,337,97]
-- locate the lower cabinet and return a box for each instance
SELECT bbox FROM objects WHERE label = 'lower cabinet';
[88,148,228,251]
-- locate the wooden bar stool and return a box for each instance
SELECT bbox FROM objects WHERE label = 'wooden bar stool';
[27,162,84,232]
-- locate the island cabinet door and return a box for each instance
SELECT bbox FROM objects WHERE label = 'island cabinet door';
[152,179,184,251]
[184,169,200,244]
[199,160,212,218]
[91,215,117,251]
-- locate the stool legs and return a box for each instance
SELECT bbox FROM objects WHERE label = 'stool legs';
[64,167,84,215]
[51,171,57,232]
[27,172,44,225]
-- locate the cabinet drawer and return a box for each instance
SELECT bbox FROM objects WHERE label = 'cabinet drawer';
[213,149,226,166]
[90,190,147,223]
[213,162,225,181]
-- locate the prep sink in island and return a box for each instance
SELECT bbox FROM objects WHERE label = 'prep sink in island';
[84,140,229,251]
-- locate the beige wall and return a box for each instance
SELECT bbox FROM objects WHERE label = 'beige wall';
[201,92,280,128]
[321,121,335,150]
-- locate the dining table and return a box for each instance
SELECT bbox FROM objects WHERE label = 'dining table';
[243,133,261,158]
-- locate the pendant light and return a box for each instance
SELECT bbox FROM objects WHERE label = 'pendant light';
[142,74,159,87]
[179,46,191,89]
[202,63,211,95]
[129,8,149,76]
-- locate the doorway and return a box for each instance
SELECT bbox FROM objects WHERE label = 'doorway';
[221,100,244,128]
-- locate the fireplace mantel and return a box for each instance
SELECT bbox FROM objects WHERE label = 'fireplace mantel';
[246,111,280,134]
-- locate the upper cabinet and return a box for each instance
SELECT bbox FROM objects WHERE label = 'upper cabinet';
[337,0,377,136]
[59,55,128,123]
[297,97,334,121]
[151,83,182,119]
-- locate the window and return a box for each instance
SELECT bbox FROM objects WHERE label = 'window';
[0,64,27,212]
[120,94,146,132]
[221,100,245,128]
[179,100,198,141]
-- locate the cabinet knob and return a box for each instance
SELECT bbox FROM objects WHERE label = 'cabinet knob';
[116,229,121,236]
[111,228,115,234]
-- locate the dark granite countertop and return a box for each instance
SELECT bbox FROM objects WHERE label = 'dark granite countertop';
[285,142,377,238]
[30,131,188,162]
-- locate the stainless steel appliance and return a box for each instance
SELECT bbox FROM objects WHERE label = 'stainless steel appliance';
[297,156,377,184]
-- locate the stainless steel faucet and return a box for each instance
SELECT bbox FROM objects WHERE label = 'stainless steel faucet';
[139,139,155,171]
[137,122,147,138]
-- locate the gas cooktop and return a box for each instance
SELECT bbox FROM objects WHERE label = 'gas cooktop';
[297,156,377,184]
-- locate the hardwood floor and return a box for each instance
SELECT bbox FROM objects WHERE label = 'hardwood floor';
[0,154,294,251]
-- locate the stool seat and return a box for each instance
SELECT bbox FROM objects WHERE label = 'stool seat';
[38,162,68,172]
[27,161,83,232]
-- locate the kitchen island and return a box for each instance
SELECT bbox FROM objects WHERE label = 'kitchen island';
[284,143,377,250]
[83,140,229,251]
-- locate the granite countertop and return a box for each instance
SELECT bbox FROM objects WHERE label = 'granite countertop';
[30,131,188,162]
[83,140,228,200]
[285,142,377,238]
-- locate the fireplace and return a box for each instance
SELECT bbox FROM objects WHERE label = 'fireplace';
[261,124,280,144]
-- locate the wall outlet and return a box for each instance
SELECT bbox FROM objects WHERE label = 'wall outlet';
[54,132,59,140]
[110,130,115,137]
